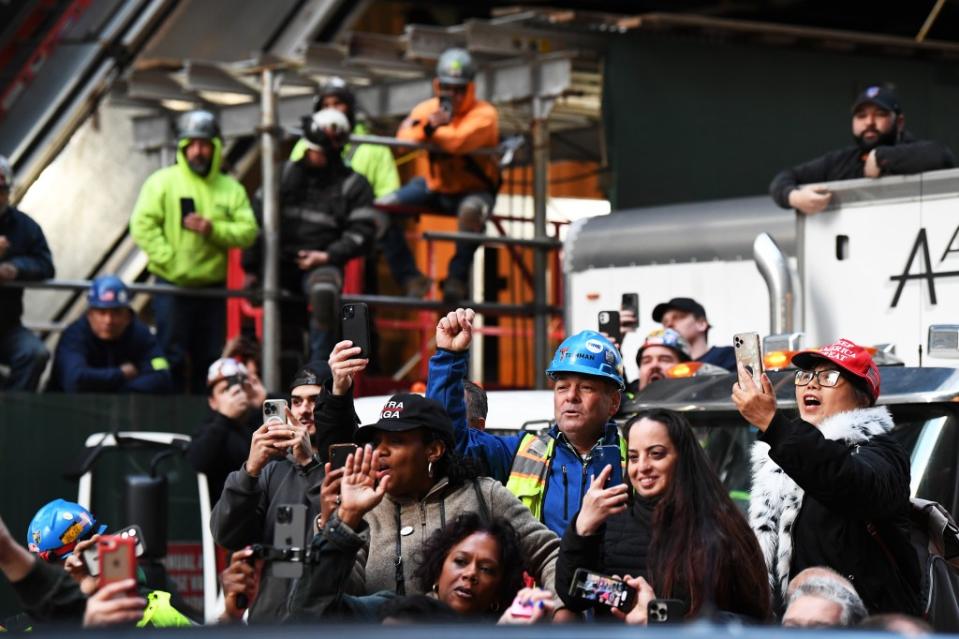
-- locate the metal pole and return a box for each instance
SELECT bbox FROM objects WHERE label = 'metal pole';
[532,95,551,390]
[260,68,281,391]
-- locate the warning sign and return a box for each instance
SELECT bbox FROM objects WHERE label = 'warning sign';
[163,542,204,612]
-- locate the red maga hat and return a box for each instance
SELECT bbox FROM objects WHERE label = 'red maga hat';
[791,338,880,402]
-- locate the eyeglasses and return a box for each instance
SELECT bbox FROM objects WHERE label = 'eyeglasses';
[794,369,843,387]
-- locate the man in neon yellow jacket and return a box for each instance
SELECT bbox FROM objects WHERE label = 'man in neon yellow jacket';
[289,78,400,200]
[130,110,258,393]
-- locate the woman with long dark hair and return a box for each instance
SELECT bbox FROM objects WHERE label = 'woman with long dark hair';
[556,408,771,623]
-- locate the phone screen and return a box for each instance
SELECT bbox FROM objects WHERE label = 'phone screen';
[569,568,636,612]
[180,197,196,220]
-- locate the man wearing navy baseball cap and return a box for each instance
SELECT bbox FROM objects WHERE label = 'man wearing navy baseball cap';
[48,275,172,393]
[652,297,736,372]
[770,83,954,215]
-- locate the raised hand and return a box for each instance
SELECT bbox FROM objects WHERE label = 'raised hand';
[329,340,369,396]
[82,579,146,628]
[435,307,476,352]
[337,445,389,529]
[575,465,629,536]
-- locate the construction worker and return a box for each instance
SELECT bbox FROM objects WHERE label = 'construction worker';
[426,308,625,537]
[129,110,258,394]
[379,48,500,301]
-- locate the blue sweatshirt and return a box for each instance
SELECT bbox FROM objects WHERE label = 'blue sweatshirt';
[426,348,622,536]
[49,315,172,393]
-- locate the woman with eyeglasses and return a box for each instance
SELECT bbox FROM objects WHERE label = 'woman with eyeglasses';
[732,338,920,617]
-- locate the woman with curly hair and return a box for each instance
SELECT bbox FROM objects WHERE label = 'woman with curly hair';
[556,408,771,624]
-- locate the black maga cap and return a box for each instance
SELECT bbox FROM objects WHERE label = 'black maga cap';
[852,85,902,114]
[355,393,453,444]
[652,297,708,323]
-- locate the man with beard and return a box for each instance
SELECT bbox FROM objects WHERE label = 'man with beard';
[770,85,954,215]
[243,108,377,365]
[625,328,691,394]
[130,110,258,393]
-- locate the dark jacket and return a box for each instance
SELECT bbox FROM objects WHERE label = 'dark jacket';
[243,158,377,274]
[750,406,920,615]
[186,409,258,505]
[208,385,357,622]
[0,205,54,332]
[6,557,85,628]
[426,347,623,537]
[698,345,735,372]
[48,315,172,393]
[769,136,954,209]
[288,514,397,622]
[556,500,654,614]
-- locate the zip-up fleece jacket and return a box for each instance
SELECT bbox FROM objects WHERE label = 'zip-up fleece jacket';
[129,137,258,286]
[426,348,621,537]
[396,83,499,195]
[344,475,559,596]
[48,315,172,393]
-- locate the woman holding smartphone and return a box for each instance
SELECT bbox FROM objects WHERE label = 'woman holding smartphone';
[555,409,771,623]
[733,338,920,616]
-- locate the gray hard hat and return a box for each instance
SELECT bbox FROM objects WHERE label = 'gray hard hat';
[177,110,221,141]
[436,48,476,86]
[0,155,11,189]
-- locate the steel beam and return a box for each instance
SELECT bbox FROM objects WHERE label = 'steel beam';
[260,68,282,392]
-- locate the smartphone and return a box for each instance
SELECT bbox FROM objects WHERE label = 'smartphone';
[83,525,145,577]
[593,445,623,488]
[647,598,688,624]
[180,197,195,224]
[620,293,639,328]
[341,303,372,359]
[569,568,636,612]
[439,95,453,114]
[598,310,622,345]
[271,504,307,579]
[263,399,289,426]
[97,535,136,589]
[733,332,764,388]
[329,443,358,470]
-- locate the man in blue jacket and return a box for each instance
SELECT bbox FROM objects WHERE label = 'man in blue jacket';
[427,307,625,536]
[49,276,172,393]
[0,155,54,391]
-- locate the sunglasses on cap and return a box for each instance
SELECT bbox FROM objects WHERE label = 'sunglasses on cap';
[794,369,842,388]
[438,84,467,94]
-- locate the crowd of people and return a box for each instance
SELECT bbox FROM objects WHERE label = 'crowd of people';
[0,45,954,633]
[0,304,943,632]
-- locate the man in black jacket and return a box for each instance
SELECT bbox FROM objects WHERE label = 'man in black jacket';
[0,155,55,391]
[243,108,377,366]
[210,341,362,622]
[769,85,954,215]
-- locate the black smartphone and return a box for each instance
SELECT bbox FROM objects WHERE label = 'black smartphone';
[341,303,372,359]
[621,293,639,328]
[439,95,453,114]
[329,443,358,470]
[179,197,195,223]
[569,568,637,612]
[598,310,622,345]
[647,598,688,624]
[271,504,307,579]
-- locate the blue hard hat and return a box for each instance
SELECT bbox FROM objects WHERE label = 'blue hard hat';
[546,330,625,390]
[27,499,106,561]
[87,275,130,309]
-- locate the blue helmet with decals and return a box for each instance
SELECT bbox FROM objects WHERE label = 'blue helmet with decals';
[87,275,130,310]
[26,499,106,561]
[546,330,625,390]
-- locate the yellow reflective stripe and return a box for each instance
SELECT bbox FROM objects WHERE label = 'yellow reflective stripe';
[150,357,170,371]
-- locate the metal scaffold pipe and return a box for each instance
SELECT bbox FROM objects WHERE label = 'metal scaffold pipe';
[260,68,281,391]
[532,95,551,389]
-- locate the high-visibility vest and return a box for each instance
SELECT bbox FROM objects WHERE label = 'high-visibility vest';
[137,590,193,628]
[505,432,627,521]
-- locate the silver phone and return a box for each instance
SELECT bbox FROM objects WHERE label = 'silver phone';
[733,332,764,388]
[270,504,307,579]
[262,399,289,426]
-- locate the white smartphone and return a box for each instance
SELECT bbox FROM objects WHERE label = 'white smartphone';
[733,332,764,388]
[262,399,289,425]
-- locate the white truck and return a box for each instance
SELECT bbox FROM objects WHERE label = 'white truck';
[564,168,959,376]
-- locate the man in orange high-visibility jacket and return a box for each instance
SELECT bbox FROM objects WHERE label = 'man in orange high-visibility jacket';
[379,47,499,303]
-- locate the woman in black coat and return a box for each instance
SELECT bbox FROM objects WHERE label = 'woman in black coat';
[733,338,920,615]
[556,408,771,623]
